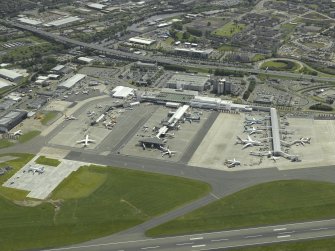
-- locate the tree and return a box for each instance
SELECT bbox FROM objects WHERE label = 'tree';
[207,21,211,26]
[182,32,190,40]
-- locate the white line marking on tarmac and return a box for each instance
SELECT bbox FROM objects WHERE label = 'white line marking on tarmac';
[176,242,194,246]
[311,227,329,231]
[192,244,206,248]
[277,235,291,238]
[280,231,295,234]
[244,235,263,239]
[190,237,204,240]
[141,246,160,250]
[273,228,287,231]
[210,193,220,199]
[211,238,229,242]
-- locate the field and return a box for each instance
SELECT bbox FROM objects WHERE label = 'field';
[18,130,41,143]
[35,156,60,167]
[40,111,59,125]
[0,162,211,250]
[260,60,300,72]
[212,22,246,37]
[147,180,335,237]
[236,237,335,251]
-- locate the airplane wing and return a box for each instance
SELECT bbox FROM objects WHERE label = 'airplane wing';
[247,135,252,141]
[242,143,252,149]
[76,140,86,144]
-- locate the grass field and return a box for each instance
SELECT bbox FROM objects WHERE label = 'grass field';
[212,22,246,37]
[0,163,211,251]
[236,237,335,251]
[0,139,14,149]
[260,60,300,72]
[41,111,59,125]
[18,130,40,143]
[35,156,60,167]
[147,180,335,237]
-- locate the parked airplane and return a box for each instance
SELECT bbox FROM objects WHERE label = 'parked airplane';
[27,166,44,174]
[236,135,262,149]
[76,135,95,147]
[299,137,311,145]
[11,130,23,136]
[161,146,176,157]
[245,117,264,123]
[65,115,77,120]
[243,126,263,135]
[225,158,241,168]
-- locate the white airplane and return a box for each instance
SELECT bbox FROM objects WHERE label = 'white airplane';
[161,146,177,157]
[82,90,89,94]
[76,135,95,147]
[65,115,77,120]
[27,166,44,175]
[236,135,262,149]
[299,137,311,145]
[226,158,241,168]
[12,130,23,136]
[245,117,264,123]
[244,126,263,135]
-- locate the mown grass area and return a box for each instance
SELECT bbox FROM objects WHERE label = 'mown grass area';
[18,130,40,143]
[218,44,239,52]
[0,139,14,149]
[236,238,335,251]
[52,166,107,199]
[251,54,268,62]
[0,164,211,251]
[212,22,246,37]
[41,111,59,125]
[35,156,60,167]
[260,60,300,72]
[147,180,335,237]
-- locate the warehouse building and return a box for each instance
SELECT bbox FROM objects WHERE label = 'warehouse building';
[167,73,210,92]
[129,37,156,46]
[57,74,86,89]
[111,86,134,98]
[0,69,23,83]
[0,110,27,133]
[45,16,81,27]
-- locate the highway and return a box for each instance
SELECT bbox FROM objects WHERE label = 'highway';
[6,21,335,83]
[46,219,335,251]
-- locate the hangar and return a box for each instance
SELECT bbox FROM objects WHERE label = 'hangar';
[0,110,27,133]
[111,86,134,98]
[57,74,86,89]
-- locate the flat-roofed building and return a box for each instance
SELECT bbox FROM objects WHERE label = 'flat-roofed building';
[129,37,156,46]
[57,74,86,89]
[167,73,210,92]
[0,110,27,133]
[46,16,81,27]
[0,69,23,83]
[174,48,213,58]
[86,3,106,10]
[111,86,134,98]
[17,17,42,26]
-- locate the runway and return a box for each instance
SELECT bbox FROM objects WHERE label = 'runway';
[46,219,335,251]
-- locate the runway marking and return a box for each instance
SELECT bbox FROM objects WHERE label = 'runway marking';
[141,246,160,250]
[277,235,291,238]
[176,242,194,246]
[192,244,206,248]
[311,227,329,231]
[210,193,220,200]
[211,238,229,242]
[273,228,287,231]
[190,237,204,240]
[244,235,263,239]
[280,231,295,234]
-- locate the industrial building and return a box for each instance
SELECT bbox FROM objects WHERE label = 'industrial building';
[57,74,86,89]
[174,48,213,58]
[167,73,210,92]
[0,110,27,133]
[27,97,48,109]
[77,57,94,63]
[0,100,16,110]
[86,3,106,10]
[0,69,23,82]
[45,16,81,27]
[128,37,156,46]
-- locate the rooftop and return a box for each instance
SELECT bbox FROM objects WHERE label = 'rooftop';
[167,73,210,87]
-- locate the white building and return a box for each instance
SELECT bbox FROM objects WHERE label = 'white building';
[0,69,23,82]
[111,86,134,98]
[129,37,156,46]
